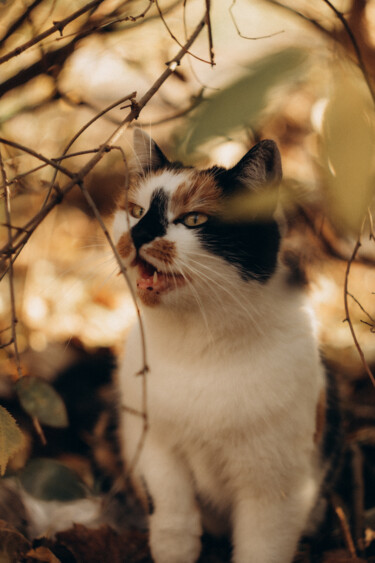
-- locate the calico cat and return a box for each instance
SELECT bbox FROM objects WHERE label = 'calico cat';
[113,129,330,563]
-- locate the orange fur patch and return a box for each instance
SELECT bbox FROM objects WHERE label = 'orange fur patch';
[144,239,177,265]
[117,232,133,258]
[314,390,326,445]
[171,172,221,218]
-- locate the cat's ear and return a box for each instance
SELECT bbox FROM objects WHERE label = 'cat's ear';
[132,129,169,173]
[229,140,282,190]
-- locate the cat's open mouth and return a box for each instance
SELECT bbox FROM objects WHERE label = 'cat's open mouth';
[132,257,186,294]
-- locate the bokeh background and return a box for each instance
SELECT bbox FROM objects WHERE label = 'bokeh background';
[1,0,375,561]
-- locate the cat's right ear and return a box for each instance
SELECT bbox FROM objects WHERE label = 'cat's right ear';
[132,129,169,173]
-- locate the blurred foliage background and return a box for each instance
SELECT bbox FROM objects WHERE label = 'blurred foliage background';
[1,0,375,561]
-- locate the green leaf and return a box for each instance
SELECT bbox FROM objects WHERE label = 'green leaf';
[321,63,375,234]
[181,47,307,155]
[18,458,87,501]
[0,405,24,476]
[16,376,68,428]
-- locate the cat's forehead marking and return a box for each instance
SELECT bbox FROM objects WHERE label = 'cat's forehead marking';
[135,169,191,203]
[171,171,222,217]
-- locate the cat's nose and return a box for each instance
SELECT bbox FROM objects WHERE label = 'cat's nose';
[131,221,156,250]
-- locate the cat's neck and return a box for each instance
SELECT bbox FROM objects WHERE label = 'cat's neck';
[141,266,307,355]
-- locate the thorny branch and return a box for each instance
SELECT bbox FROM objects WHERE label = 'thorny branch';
[0,149,46,444]
[0,6,207,466]
[0,150,22,379]
[0,0,104,66]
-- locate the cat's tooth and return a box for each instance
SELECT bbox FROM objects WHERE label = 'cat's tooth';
[153,271,158,284]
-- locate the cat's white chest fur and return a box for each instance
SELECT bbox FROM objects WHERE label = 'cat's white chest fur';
[118,280,325,563]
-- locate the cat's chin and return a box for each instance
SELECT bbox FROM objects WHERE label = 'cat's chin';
[131,257,186,306]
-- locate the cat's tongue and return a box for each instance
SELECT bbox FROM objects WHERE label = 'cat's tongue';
[136,260,169,292]
[135,259,185,293]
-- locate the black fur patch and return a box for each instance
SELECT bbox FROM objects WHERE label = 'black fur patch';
[131,188,169,250]
[198,217,280,282]
[198,167,281,282]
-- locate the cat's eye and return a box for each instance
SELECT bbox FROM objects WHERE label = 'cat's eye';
[181,212,208,228]
[129,203,145,219]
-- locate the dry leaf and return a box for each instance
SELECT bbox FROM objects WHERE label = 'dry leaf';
[0,405,25,476]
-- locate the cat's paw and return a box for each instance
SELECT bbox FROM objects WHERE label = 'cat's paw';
[150,528,201,563]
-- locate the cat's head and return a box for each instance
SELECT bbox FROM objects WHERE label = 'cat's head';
[112,129,282,309]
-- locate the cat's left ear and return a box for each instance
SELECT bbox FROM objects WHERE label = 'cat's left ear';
[229,140,282,191]
[132,129,169,173]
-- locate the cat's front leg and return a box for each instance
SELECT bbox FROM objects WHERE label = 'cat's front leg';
[139,442,202,563]
[231,489,314,563]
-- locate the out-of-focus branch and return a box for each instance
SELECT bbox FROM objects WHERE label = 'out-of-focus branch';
[0,0,44,46]
[321,0,375,106]
[154,0,212,65]
[0,12,207,264]
[344,228,375,387]
[0,0,104,66]
[0,150,22,379]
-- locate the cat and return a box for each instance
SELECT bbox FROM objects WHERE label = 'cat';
[112,128,333,563]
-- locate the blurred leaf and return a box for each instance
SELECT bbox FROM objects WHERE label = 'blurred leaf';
[0,405,24,477]
[222,185,280,222]
[16,376,68,428]
[321,64,375,234]
[19,458,87,501]
[26,546,61,562]
[181,47,307,154]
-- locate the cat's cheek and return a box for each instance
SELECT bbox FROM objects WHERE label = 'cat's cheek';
[117,232,135,261]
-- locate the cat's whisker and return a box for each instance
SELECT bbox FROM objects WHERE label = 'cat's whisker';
[183,262,261,333]
[182,257,264,333]
[171,260,214,344]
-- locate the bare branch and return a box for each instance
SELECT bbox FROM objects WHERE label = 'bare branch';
[154,0,213,65]
[321,0,375,106]
[344,228,375,387]
[0,0,44,46]
[230,0,284,41]
[0,150,22,379]
[0,0,104,66]
[205,0,215,66]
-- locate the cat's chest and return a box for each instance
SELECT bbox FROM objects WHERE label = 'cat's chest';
[122,322,316,438]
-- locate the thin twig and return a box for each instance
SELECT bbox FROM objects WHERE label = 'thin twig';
[348,291,375,325]
[0,0,104,66]
[205,0,215,66]
[321,0,375,105]
[0,13,206,265]
[44,91,137,207]
[0,149,47,446]
[0,149,23,380]
[78,175,149,474]
[351,443,365,555]
[331,494,357,558]
[344,230,375,386]
[154,0,212,65]
[0,0,44,46]
[230,0,284,40]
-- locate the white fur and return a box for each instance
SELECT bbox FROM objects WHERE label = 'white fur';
[114,166,326,563]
